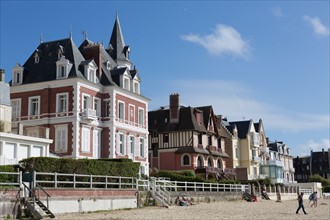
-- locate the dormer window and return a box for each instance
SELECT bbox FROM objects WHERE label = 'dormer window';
[57,45,64,60]
[106,61,111,70]
[134,81,140,94]
[56,56,72,79]
[34,54,40,64]
[12,63,24,85]
[83,60,98,83]
[124,77,130,90]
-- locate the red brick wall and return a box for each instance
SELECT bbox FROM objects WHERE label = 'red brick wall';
[101,127,110,158]
[115,93,146,126]
[159,152,176,170]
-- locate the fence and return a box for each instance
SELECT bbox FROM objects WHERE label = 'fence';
[1,171,249,194]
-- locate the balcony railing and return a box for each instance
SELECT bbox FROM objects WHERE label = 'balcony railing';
[82,108,97,121]
[261,159,282,166]
[251,156,260,162]
[195,166,222,173]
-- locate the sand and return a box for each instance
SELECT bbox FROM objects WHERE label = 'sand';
[55,198,330,220]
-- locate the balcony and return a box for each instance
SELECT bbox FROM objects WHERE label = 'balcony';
[289,167,295,173]
[195,166,222,173]
[82,108,97,121]
[261,159,282,167]
[251,156,260,162]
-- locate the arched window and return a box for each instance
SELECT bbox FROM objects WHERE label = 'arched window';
[197,156,203,167]
[208,157,213,167]
[217,159,222,169]
[182,154,190,166]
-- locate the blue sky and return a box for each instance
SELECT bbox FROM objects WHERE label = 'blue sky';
[1,1,329,157]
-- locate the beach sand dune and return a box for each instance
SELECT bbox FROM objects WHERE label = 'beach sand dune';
[56,198,330,220]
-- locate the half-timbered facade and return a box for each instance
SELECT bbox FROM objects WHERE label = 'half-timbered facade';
[9,16,149,175]
[148,93,229,179]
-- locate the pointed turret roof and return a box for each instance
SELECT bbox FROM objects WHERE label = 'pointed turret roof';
[109,14,128,62]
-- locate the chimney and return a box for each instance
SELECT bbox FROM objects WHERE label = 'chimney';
[82,44,103,79]
[169,93,180,123]
[0,69,5,82]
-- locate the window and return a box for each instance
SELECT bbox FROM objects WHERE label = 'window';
[134,82,140,94]
[163,133,169,143]
[124,77,130,90]
[82,127,90,152]
[197,156,203,167]
[83,95,90,110]
[106,61,111,70]
[56,56,71,79]
[88,69,96,82]
[198,133,202,145]
[119,133,125,154]
[235,147,239,159]
[217,159,222,169]
[139,138,144,157]
[208,136,212,146]
[94,98,101,117]
[11,99,21,119]
[138,108,144,126]
[12,64,24,85]
[34,54,39,63]
[129,136,135,154]
[29,96,40,116]
[93,129,101,158]
[104,100,110,117]
[55,125,68,152]
[56,93,68,113]
[129,105,135,123]
[182,154,190,166]
[118,101,125,119]
[152,143,158,157]
[208,158,213,167]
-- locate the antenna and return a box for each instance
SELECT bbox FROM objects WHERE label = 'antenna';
[40,32,43,44]
[82,29,88,40]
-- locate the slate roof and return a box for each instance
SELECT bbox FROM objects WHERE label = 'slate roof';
[13,38,86,85]
[228,120,252,139]
[148,106,208,133]
[108,15,128,62]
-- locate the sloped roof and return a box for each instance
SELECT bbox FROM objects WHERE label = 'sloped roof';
[148,106,208,133]
[229,120,252,139]
[15,38,86,85]
[109,15,128,62]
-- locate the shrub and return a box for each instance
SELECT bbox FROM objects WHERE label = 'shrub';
[19,157,140,177]
[0,165,17,183]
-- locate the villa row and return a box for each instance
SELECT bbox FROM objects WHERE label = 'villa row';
[0,16,294,184]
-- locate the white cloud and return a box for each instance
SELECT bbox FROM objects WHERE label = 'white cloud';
[273,7,284,17]
[181,24,252,58]
[152,79,330,132]
[297,139,330,156]
[303,15,330,36]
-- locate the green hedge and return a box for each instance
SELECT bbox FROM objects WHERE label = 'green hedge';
[155,170,205,182]
[0,165,17,183]
[19,157,140,177]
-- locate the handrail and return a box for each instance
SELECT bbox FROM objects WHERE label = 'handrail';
[11,188,21,219]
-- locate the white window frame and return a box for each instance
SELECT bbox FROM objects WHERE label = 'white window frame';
[93,129,101,158]
[55,125,68,152]
[123,76,130,90]
[119,133,125,154]
[94,97,101,117]
[56,93,68,113]
[129,104,135,123]
[182,154,191,166]
[82,126,91,153]
[138,107,144,126]
[104,99,110,117]
[129,136,135,154]
[11,99,21,119]
[118,101,125,120]
[139,138,144,157]
[28,96,40,116]
[133,81,140,94]
[56,56,71,79]
[82,94,91,110]
[34,54,39,63]
[12,64,24,85]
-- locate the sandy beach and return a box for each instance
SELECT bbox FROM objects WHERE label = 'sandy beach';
[55,198,330,220]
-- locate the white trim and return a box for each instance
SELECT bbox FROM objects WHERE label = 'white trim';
[28,96,40,116]
[93,97,101,117]
[54,124,68,152]
[118,100,125,120]
[11,98,21,119]
[128,104,135,124]
[81,126,91,153]
[56,92,68,113]
[181,154,191,166]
